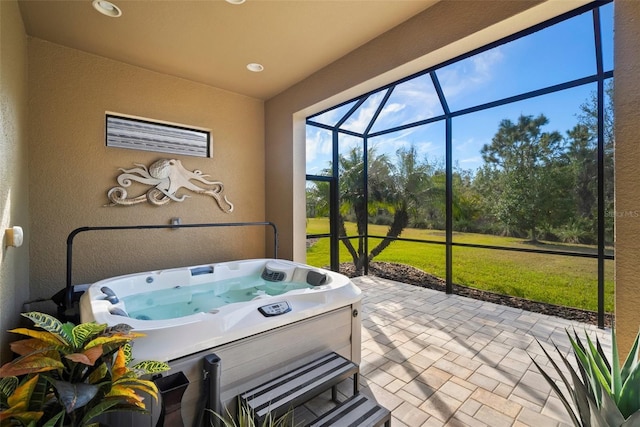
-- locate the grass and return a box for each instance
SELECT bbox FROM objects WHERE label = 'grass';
[306,218,614,313]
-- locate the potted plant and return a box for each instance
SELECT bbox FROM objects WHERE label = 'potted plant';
[0,312,170,427]
[531,328,640,426]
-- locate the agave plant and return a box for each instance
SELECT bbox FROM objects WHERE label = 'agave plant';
[208,402,295,427]
[531,328,640,427]
[0,312,170,427]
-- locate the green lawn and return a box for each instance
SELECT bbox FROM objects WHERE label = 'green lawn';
[306,218,614,313]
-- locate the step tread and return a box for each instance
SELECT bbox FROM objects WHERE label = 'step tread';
[307,393,391,427]
[239,352,358,421]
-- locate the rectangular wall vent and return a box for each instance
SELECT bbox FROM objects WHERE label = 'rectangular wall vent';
[106,113,211,158]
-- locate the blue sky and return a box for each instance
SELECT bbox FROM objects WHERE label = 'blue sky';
[306,2,613,176]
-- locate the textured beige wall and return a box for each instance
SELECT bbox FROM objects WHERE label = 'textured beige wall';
[27,39,265,303]
[614,1,640,358]
[0,0,30,363]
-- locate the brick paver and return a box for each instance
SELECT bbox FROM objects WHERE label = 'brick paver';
[302,275,610,426]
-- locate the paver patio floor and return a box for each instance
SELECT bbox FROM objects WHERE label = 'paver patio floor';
[305,275,611,426]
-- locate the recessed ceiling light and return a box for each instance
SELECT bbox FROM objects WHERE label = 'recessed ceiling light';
[226,0,246,4]
[247,63,264,73]
[92,0,122,17]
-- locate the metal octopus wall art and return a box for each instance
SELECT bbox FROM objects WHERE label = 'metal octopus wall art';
[106,159,234,213]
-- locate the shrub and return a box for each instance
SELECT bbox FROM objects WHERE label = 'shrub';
[0,312,169,427]
[531,328,640,426]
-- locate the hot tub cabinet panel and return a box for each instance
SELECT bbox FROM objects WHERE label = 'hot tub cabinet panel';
[109,303,361,427]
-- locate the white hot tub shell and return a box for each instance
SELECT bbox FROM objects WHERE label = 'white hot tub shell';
[79,258,362,426]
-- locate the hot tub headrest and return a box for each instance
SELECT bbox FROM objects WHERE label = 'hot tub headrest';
[306,270,328,287]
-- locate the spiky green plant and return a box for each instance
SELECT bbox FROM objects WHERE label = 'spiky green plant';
[0,312,170,427]
[531,328,640,427]
[207,401,296,427]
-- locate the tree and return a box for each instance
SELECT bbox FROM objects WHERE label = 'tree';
[556,124,599,243]
[306,181,330,219]
[335,145,439,274]
[480,114,570,242]
[333,146,376,273]
[566,124,597,219]
[555,81,614,244]
[367,146,442,260]
[452,167,483,232]
[574,80,615,243]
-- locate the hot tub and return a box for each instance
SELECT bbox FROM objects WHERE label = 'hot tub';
[79,258,362,363]
[80,259,362,426]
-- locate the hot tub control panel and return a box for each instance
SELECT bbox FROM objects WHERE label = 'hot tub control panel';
[258,301,291,317]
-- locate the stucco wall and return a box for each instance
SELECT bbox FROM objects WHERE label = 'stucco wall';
[0,0,30,364]
[614,0,640,357]
[27,39,266,304]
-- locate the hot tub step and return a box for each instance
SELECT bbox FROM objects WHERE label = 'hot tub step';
[306,393,391,427]
[239,352,359,424]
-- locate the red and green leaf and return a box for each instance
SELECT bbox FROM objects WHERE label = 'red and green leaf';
[0,354,64,377]
[65,345,104,366]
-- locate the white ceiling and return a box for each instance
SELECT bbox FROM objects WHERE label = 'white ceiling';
[18,0,438,100]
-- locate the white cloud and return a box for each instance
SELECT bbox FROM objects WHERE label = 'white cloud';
[471,49,504,81]
[438,47,505,101]
[373,77,443,130]
[379,102,405,115]
[460,156,482,164]
[310,101,357,127]
[305,128,332,174]
[342,92,387,133]
[370,127,442,168]
[338,135,362,157]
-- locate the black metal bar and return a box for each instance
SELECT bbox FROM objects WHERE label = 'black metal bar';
[366,72,613,140]
[364,87,394,137]
[336,97,368,128]
[305,174,333,182]
[362,234,614,259]
[306,233,332,239]
[65,222,278,311]
[445,117,453,294]
[594,6,606,329]
[431,70,453,294]
[306,1,612,126]
[363,136,369,276]
[326,100,368,272]
[361,88,393,276]
[330,130,340,271]
[449,73,613,119]
[367,114,447,139]
[304,120,335,131]
[305,122,365,139]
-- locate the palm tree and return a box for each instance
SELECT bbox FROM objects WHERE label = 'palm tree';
[334,146,378,273]
[336,145,440,274]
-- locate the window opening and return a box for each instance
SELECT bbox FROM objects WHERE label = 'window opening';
[305,1,613,328]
